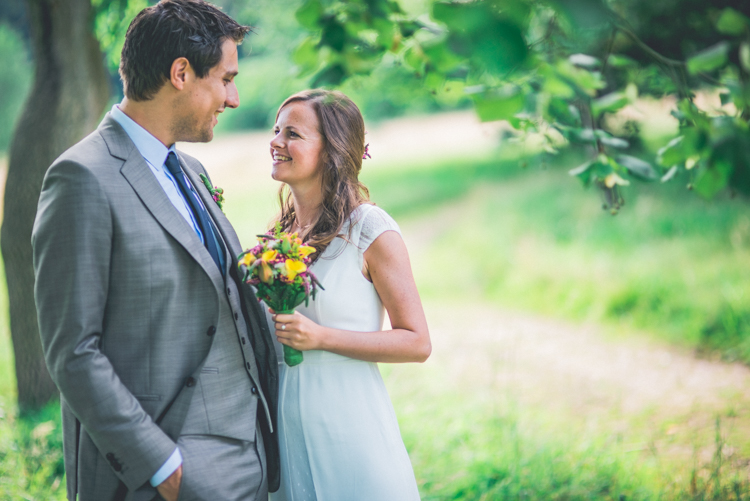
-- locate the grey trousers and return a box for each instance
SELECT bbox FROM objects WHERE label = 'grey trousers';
[172,429,267,501]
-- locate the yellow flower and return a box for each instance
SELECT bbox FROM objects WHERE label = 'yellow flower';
[284,259,307,280]
[262,250,278,261]
[239,252,256,267]
[298,246,316,258]
[258,261,274,284]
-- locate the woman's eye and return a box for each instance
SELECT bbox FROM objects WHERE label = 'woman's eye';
[289,131,299,138]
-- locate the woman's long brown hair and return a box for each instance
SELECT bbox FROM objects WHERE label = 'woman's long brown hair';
[272,89,371,261]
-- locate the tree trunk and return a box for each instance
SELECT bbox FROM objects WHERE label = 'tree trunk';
[1,0,109,411]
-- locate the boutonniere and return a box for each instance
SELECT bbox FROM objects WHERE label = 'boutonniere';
[199,173,225,212]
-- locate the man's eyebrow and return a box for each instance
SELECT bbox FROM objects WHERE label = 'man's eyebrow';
[225,70,239,78]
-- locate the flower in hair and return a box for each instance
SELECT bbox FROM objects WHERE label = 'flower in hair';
[363,143,371,160]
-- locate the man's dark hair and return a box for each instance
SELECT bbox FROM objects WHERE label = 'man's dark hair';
[119,0,250,101]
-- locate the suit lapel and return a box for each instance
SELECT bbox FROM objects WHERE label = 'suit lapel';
[181,163,243,268]
[98,116,225,296]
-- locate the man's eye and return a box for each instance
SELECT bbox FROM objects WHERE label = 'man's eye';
[289,131,298,138]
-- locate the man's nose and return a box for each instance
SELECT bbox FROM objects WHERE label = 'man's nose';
[226,82,239,109]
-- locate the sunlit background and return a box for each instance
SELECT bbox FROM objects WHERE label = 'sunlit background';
[2,0,750,499]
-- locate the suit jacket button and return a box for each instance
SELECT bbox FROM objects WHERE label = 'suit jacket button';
[206,326,216,336]
[251,386,258,394]
[227,288,231,295]
[234,312,239,320]
[241,337,246,345]
[246,362,251,370]
[186,377,196,387]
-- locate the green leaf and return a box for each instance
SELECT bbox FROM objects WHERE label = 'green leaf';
[433,2,527,75]
[555,61,605,94]
[599,136,629,149]
[606,54,636,68]
[473,91,525,122]
[694,160,732,199]
[404,43,426,73]
[568,160,596,186]
[741,42,750,72]
[592,92,629,117]
[656,135,685,167]
[687,42,730,75]
[422,41,465,73]
[320,17,347,52]
[661,165,678,183]
[547,97,580,126]
[311,63,347,87]
[296,0,324,30]
[555,0,611,30]
[614,155,659,181]
[716,8,748,36]
[569,53,600,68]
[293,37,320,75]
[569,160,593,176]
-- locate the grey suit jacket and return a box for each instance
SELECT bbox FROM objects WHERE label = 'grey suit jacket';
[32,114,279,500]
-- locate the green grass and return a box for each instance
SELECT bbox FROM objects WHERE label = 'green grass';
[364,150,750,364]
[385,357,750,500]
[0,259,66,500]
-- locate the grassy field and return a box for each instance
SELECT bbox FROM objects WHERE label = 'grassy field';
[362,148,750,364]
[2,136,750,499]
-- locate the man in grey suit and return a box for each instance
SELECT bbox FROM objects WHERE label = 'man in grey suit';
[32,1,278,500]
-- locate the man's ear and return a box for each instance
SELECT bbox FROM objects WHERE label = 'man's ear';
[170,57,191,91]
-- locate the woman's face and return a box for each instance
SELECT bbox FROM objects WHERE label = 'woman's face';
[270,101,325,188]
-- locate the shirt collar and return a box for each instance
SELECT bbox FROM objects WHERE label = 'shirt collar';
[110,104,175,168]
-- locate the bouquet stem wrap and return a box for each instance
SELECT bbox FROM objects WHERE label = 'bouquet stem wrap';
[278,309,303,367]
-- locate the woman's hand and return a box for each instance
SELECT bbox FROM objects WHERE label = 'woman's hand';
[272,310,324,351]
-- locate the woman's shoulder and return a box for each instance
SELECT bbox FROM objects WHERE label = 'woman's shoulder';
[350,204,401,251]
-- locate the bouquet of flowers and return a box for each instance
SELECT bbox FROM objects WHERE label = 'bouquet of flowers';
[238,224,323,366]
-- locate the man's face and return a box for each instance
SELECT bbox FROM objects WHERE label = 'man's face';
[173,38,239,143]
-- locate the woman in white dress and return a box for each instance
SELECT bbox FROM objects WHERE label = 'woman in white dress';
[266,89,431,501]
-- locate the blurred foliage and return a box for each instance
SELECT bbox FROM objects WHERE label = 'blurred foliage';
[0,22,31,153]
[292,0,750,209]
[92,0,150,74]
[0,402,66,500]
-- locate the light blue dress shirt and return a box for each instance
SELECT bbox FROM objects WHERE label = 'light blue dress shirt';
[109,104,187,487]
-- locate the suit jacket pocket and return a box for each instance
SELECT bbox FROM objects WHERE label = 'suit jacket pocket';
[134,394,162,418]
[198,370,258,443]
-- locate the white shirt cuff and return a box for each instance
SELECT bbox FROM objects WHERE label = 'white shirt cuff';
[150,447,182,487]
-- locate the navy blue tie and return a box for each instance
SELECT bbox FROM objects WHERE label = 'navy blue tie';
[165,152,224,273]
